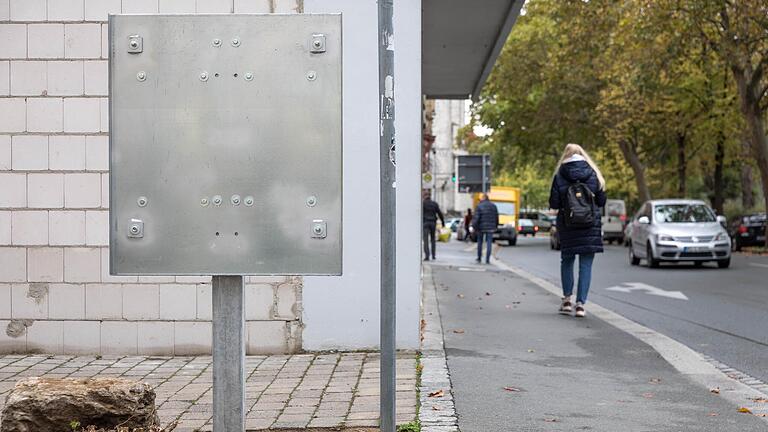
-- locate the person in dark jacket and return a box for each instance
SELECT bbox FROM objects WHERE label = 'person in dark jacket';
[423,192,445,261]
[548,144,607,317]
[462,208,473,242]
[472,194,499,264]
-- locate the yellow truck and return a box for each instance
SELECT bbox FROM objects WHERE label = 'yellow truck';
[473,186,521,246]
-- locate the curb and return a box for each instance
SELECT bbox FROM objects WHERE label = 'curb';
[491,258,768,421]
[418,264,460,432]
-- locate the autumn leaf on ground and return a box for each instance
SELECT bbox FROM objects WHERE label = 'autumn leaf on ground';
[708,412,719,417]
[527,349,535,353]
[428,390,444,398]
[642,393,654,399]
[710,387,720,394]
[543,418,558,423]
[432,406,440,411]
[452,329,465,334]
[505,305,512,309]
[649,378,661,384]
[485,292,492,296]
[738,407,752,414]
[750,397,768,403]
[457,294,465,299]
[503,386,521,392]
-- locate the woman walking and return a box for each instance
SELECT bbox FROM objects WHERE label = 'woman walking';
[548,144,606,318]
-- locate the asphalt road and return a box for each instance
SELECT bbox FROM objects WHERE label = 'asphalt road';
[495,234,768,384]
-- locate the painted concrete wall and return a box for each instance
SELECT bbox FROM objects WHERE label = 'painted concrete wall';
[430,99,467,214]
[301,0,422,351]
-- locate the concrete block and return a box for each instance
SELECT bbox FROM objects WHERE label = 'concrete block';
[175,275,211,284]
[64,97,100,132]
[0,211,10,245]
[0,24,26,58]
[47,61,84,96]
[10,61,46,96]
[122,283,159,320]
[99,97,108,132]
[273,0,300,13]
[10,0,45,21]
[276,283,298,320]
[0,98,26,132]
[100,173,108,208]
[0,173,27,207]
[233,0,270,13]
[138,321,174,355]
[85,135,108,170]
[27,97,63,132]
[85,210,108,246]
[64,173,101,208]
[11,135,48,169]
[159,284,197,320]
[48,283,85,319]
[0,283,10,317]
[246,321,288,355]
[0,1,9,21]
[27,247,63,282]
[49,210,86,245]
[0,319,27,352]
[85,282,122,319]
[159,0,194,13]
[122,0,158,13]
[100,247,137,283]
[85,0,120,21]
[84,60,107,95]
[11,210,48,246]
[63,320,100,354]
[196,283,211,320]
[0,247,26,282]
[101,320,138,355]
[65,24,101,59]
[174,321,211,355]
[100,23,107,58]
[245,283,272,320]
[11,283,48,319]
[28,24,65,59]
[0,135,9,169]
[64,247,100,282]
[0,61,8,96]
[27,320,64,354]
[28,173,64,209]
[49,135,86,170]
[137,276,175,283]
[195,0,231,13]
[48,0,85,21]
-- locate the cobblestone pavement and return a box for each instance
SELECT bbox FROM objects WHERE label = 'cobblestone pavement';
[0,352,417,431]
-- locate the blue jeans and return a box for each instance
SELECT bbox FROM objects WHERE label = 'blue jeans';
[477,231,493,262]
[561,253,595,304]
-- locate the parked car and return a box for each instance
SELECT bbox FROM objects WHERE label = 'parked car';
[627,199,731,268]
[517,218,538,236]
[550,225,560,250]
[447,217,462,233]
[602,199,627,244]
[728,213,767,251]
[520,212,552,232]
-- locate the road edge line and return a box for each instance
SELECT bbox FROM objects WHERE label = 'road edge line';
[491,257,768,421]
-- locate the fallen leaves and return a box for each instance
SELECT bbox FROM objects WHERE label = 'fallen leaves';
[428,389,444,398]
[503,386,522,392]
[708,412,719,417]
[543,418,558,423]
[642,393,654,399]
[649,377,662,384]
[710,387,720,394]
[750,397,768,403]
[457,294,465,299]
[738,407,752,414]
[527,349,535,353]
[485,292,492,296]
[452,329,465,334]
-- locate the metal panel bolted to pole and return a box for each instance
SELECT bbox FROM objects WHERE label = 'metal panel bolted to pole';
[378,0,397,431]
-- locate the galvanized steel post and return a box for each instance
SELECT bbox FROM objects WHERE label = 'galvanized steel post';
[212,275,246,431]
[378,0,397,431]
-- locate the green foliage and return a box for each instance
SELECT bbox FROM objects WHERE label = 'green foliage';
[397,421,421,432]
[69,420,81,431]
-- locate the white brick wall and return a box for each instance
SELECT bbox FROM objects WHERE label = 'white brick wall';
[0,0,304,356]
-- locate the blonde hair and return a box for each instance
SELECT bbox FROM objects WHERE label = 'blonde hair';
[555,143,606,190]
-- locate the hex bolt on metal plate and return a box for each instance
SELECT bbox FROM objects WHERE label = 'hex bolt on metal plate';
[311,220,327,239]
[212,38,222,47]
[310,34,326,53]
[199,71,209,82]
[306,70,317,81]
[137,196,148,207]
[244,196,254,207]
[231,195,241,206]
[231,38,240,47]
[212,195,223,206]
[136,71,146,81]
[244,72,253,81]
[200,197,209,207]
[128,35,143,53]
[306,196,317,207]
[127,219,144,238]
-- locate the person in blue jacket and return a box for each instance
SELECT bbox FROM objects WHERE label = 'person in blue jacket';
[473,194,499,264]
[548,144,607,317]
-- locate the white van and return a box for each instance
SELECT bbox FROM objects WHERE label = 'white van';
[603,199,626,244]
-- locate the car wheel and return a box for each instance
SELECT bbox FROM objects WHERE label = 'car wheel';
[717,258,731,269]
[628,241,640,266]
[646,243,659,268]
[617,238,624,246]
[509,238,517,246]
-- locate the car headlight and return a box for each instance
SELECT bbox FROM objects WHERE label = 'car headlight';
[713,232,728,241]
[658,234,675,242]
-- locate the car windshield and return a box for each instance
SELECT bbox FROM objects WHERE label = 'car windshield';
[654,204,715,223]
[493,201,516,215]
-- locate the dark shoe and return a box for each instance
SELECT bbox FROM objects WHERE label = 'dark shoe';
[432,256,436,260]
[485,259,490,264]
[424,257,430,261]
[475,258,481,263]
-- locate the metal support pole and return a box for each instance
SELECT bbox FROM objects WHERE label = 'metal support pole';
[482,154,487,193]
[212,275,245,432]
[378,0,396,431]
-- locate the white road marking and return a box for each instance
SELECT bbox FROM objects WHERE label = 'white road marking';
[749,263,768,269]
[605,282,688,300]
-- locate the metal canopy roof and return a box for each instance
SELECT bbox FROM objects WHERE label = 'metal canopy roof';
[422,0,524,101]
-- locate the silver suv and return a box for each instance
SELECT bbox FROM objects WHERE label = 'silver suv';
[628,199,731,268]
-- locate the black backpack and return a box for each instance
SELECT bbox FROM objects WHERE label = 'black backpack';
[564,182,596,228]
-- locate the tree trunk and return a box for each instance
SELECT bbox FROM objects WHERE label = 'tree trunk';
[713,134,725,215]
[740,135,755,210]
[677,132,686,197]
[618,139,651,202]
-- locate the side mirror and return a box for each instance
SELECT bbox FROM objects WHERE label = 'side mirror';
[638,216,650,225]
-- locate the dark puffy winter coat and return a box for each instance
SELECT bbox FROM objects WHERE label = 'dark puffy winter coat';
[549,160,607,256]
[423,199,445,225]
[473,199,499,233]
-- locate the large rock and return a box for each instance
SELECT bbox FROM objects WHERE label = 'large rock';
[1,377,159,432]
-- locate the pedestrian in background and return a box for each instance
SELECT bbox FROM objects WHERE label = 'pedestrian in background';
[549,143,606,318]
[423,192,445,261]
[463,208,473,242]
[473,194,499,264]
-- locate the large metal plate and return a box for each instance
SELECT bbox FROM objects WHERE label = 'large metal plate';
[109,14,342,275]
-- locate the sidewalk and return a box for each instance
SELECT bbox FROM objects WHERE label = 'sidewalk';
[0,352,417,431]
[421,240,768,431]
